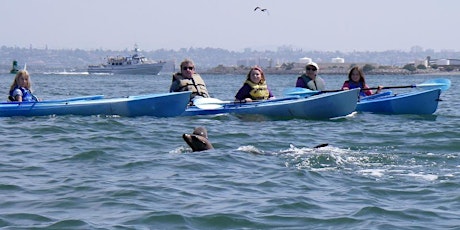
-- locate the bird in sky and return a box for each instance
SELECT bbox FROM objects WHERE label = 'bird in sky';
[254,6,269,15]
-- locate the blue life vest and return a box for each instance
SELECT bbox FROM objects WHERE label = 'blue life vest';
[345,81,370,97]
[10,86,38,102]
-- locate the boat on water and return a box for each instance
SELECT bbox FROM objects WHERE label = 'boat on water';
[87,45,165,75]
[356,88,441,115]
[9,60,19,74]
[182,88,360,119]
[0,91,191,117]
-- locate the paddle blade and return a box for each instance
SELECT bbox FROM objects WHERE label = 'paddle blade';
[416,78,451,92]
[194,104,224,110]
[283,87,319,97]
[193,97,230,110]
[193,97,228,106]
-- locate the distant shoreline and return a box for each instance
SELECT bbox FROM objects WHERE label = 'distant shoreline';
[201,66,460,76]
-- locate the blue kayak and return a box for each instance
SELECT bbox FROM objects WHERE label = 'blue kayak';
[182,88,360,119]
[1,95,105,105]
[0,91,191,117]
[356,89,441,115]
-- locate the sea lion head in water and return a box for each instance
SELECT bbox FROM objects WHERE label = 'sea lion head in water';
[182,127,214,152]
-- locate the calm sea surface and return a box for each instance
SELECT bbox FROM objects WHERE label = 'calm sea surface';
[0,72,459,229]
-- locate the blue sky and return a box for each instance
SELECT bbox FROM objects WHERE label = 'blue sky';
[2,0,459,52]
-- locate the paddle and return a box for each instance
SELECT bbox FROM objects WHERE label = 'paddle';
[193,98,231,110]
[192,96,301,110]
[282,88,342,97]
[367,78,451,92]
[193,97,230,105]
[283,78,451,97]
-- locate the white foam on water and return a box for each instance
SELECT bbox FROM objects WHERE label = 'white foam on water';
[358,169,386,177]
[237,145,265,155]
[406,173,438,181]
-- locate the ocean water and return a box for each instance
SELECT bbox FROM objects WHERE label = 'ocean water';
[0,72,459,229]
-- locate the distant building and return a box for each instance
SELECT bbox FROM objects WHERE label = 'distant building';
[434,59,450,65]
[427,58,460,70]
[449,59,460,65]
[414,59,428,67]
[298,57,312,63]
[236,57,272,68]
[331,57,345,63]
[236,58,257,67]
[258,57,272,68]
[410,45,424,53]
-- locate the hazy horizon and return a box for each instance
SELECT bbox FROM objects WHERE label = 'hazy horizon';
[2,0,459,53]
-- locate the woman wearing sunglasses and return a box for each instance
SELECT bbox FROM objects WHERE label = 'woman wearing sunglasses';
[169,59,210,103]
[295,62,326,91]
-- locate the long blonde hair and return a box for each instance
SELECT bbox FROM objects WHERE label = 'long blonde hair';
[9,70,32,92]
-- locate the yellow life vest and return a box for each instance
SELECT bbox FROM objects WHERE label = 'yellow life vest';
[172,73,210,99]
[245,80,269,100]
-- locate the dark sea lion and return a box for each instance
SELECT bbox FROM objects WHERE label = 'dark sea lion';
[182,127,214,152]
[313,143,329,149]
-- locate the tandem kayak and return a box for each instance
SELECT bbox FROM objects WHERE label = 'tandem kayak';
[182,88,360,119]
[0,91,191,117]
[356,89,441,115]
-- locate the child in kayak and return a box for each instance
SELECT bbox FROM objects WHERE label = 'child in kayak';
[235,66,275,102]
[9,70,39,102]
[342,66,383,97]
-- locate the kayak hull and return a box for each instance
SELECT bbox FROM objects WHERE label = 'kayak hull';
[0,91,191,117]
[183,88,360,119]
[356,89,441,115]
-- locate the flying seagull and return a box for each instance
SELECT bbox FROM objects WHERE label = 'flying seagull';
[254,6,269,15]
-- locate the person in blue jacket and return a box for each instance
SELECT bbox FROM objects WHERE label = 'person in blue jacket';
[9,70,39,102]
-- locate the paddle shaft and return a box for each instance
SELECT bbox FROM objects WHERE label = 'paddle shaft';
[320,85,412,93]
[236,96,300,104]
[367,85,413,90]
[285,78,449,97]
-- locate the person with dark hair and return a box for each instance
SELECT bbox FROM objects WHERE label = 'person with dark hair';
[342,66,383,97]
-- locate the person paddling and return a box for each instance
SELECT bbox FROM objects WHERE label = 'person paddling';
[341,66,383,97]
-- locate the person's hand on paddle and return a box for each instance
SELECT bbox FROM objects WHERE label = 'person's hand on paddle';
[375,85,384,94]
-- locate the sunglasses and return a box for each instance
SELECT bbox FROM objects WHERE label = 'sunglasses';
[306,68,317,71]
[182,66,194,70]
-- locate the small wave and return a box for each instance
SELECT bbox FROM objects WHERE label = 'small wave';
[46,219,92,229]
[237,145,266,155]
[43,71,89,75]
[330,111,358,120]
